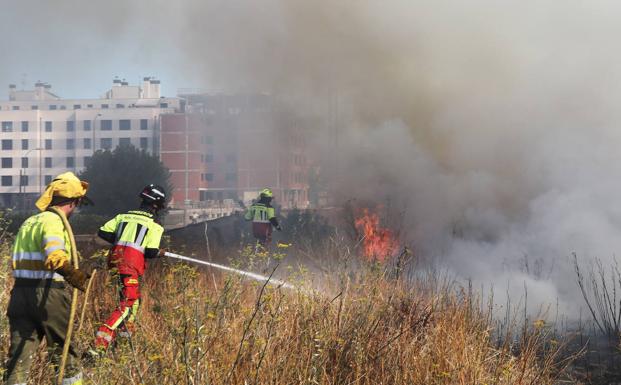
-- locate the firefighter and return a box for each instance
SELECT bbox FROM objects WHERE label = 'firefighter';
[89,184,166,356]
[244,188,281,247]
[4,172,92,385]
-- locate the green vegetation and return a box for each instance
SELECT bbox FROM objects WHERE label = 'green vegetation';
[78,144,172,216]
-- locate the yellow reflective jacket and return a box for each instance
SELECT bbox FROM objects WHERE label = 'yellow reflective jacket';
[99,210,164,276]
[12,211,72,281]
[244,202,276,224]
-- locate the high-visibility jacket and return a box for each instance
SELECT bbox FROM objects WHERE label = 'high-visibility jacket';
[99,210,163,276]
[12,211,71,281]
[244,202,276,224]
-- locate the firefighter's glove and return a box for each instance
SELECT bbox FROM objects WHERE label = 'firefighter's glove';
[158,248,168,258]
[57,262,91,292]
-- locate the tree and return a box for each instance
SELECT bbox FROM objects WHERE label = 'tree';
[79,145,172,216]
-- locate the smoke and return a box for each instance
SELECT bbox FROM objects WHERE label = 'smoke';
[6,0,621,315]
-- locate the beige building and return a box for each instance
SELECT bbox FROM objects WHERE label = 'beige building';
[0,79,182,208]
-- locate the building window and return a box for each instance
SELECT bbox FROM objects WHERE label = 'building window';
[1,176,12,186]
[21,139,28,150]
[119,137,131,146]
[12,105,19,110]
[20,175,28,186]
[205,154,213,162]
[87,104,93,108]
[73,104,81,109]
[45,157,52,168]
[66,121,75,131]
[101,120,112,130]
[205,173,214,181]
[119,119,131,130]
[2,140,12,150]
[66,139,75,150]
[83,138,91,149]
[160,102,168,108]
[101,104,109,109]
[84,156,91,166]
[204,136,213,145]
[101,138,112,149]
[226,154,236,162]
[21,157,28,168]
[1,121,12,132]
[83,120,91,131]
[59,105,66,110]
[116,104,125,108]
[225,172,237,181]
[21,121,28,132]
[66,157,75,168]
[1,158,12,168]
[140,137,148,149]
[45,121,52,132]
[49,105,57,110]
[45,175,52,185]
[31,105,38,110]
[140,119,148,130]
[45,139,52,150]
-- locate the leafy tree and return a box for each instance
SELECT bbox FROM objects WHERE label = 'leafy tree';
[78,145,172,216]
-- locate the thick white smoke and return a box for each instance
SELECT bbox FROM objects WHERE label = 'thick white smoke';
[5,0,621,315]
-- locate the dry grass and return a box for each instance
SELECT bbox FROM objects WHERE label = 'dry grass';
[0,237,577,385]
[0,210,575,384]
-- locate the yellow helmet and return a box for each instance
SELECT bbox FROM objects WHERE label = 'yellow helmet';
[35,172,91,211]
[260,188,273,198]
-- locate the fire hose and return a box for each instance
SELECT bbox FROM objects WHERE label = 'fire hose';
[48,207,79,385]
[163,251,295,289]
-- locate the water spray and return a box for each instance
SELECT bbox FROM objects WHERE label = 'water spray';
[163,251,295,289]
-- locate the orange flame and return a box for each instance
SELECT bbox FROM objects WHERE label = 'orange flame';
[354,207,399,262]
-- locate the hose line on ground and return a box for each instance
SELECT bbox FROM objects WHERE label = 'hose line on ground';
[78,269,96,334]
[48,207,79,385]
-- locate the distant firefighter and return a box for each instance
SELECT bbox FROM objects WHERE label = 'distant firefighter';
[244,188,281,247]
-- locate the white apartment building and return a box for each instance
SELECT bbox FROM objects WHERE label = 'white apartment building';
[0,78,183,208]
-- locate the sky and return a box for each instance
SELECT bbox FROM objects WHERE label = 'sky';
[0,1,194,98]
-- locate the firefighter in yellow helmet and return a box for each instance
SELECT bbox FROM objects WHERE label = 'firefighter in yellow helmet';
[244,188,281,247]
[4,172,92,385]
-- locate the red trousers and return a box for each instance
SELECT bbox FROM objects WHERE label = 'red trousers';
[95,275,141,349]
[252,222,273,246]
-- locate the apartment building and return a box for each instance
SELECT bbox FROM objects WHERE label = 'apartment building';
[0,79,182,208]
[161,93,310,209]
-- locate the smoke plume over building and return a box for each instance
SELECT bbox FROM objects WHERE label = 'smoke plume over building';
[4,0,621,314]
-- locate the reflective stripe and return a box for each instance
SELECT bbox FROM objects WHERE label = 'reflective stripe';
[110,307,131,329]
[135,225,148,246]
[13,270,64,280]
[115,241,145,253]
[62,371,83,385]
[44,244,65,256]
[12,251,45,261]
[42,235,65,248]
[96,330,114,342]
[116,222,126,242]
[13,259,47,270]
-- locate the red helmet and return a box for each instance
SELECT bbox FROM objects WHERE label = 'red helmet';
[140,184,166,209]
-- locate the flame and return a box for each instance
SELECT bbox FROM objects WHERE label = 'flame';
[354,207,399,262]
